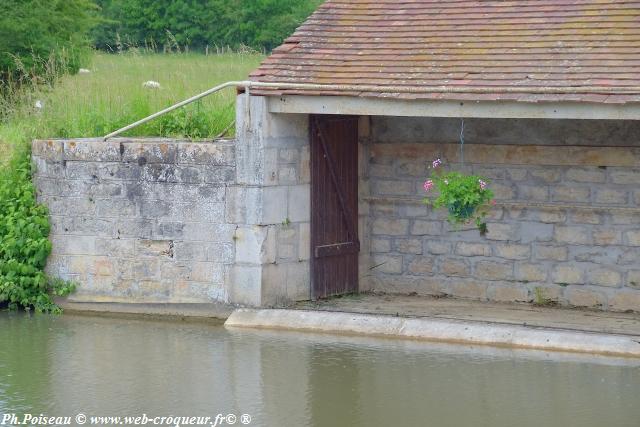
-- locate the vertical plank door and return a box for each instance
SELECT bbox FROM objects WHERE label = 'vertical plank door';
[310,115,359,299]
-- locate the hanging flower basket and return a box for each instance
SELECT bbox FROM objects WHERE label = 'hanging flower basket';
[423,158,495,234]
[447,201,476,220]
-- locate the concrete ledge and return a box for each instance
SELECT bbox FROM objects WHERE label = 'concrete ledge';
[57,300,234,321]
[225,308,640,358]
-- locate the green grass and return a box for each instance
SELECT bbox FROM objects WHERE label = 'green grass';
[0,51,264,163]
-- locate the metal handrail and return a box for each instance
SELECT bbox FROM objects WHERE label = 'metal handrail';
[103,81,243,140]
[103,80,640,140]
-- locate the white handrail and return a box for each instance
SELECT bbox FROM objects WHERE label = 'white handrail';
[103,81,243,140]
[103,80,640,140]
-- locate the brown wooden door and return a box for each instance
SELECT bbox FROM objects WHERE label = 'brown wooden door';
[310,115,359,299]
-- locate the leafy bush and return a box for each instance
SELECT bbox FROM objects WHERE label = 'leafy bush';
[0,0,97,86]
[159,102,218,139]
[92,0,322,52]
[0,148,76,313]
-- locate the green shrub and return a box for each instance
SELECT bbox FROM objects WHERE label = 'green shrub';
[158,101,235,139]
[0,0,97,86]
[0,147,76,313]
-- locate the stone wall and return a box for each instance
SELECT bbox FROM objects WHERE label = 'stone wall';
[32,138,238,303]
[364,117,640,312]
[32,95,312,307]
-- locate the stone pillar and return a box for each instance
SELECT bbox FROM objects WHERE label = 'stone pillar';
[229,94,311,306]
[358,116,373,291]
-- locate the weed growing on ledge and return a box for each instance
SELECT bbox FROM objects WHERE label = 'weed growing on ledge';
[533,287,556,307]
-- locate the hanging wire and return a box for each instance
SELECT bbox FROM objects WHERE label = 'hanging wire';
[459,118,465,166]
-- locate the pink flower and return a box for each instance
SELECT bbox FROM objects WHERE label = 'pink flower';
[432,158,442,168]
[491,199,497,205]
[423,179,434,192]
[479,179,487,190]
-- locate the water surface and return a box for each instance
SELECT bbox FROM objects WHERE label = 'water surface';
[1,312,639,427]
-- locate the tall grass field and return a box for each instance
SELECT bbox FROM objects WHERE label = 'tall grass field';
[0,51,264,163]
[0,51,263,312]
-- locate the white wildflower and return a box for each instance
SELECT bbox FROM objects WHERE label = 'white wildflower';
[78,68,91,74]
[143,80,161,89]
[34,100,43,110]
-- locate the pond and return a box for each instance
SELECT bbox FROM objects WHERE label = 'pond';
[1,312,639,427]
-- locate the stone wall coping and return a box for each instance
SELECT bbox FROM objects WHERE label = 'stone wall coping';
[33,137,235,144]
[32,137,237,165]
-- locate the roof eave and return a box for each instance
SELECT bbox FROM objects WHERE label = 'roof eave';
[266,94,640,121]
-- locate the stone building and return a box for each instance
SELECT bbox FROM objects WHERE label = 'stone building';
[33,0,640,312]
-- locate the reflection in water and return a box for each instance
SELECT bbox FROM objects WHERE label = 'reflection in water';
[1,312,639,427]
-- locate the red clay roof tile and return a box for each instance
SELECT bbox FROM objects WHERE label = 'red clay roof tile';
[250,0,640,104]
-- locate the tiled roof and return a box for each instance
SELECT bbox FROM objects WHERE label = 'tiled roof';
[250,0,640,104]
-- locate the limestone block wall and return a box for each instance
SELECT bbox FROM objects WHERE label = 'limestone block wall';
[364,117,640,312]
[32,138,239,303]
[32,96,312,307]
